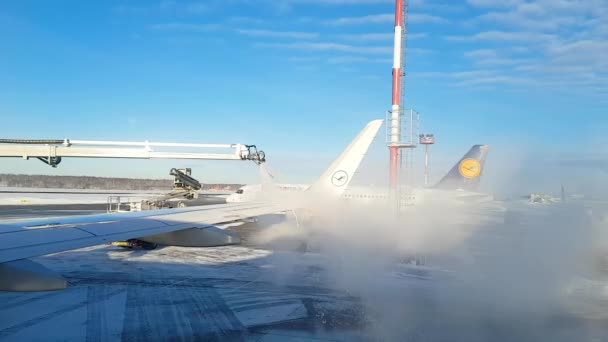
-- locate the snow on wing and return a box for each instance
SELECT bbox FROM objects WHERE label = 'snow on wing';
[0,202,282,263]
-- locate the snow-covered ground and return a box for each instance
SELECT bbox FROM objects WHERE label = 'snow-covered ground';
[2,200,608,341]
[0,187,165,205]
[0,187,168,194]
[0,244,391,341]
[1,241,608,341]
[0,187,231,205]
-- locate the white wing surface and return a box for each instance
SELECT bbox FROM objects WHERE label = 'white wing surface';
[0,202,281,264]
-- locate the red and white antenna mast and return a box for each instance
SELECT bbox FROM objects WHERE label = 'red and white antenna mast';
[388,0,404,191]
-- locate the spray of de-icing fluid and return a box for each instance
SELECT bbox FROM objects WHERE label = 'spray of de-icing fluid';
[251,151,607,340]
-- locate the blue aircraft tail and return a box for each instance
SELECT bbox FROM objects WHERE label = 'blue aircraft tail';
[434,145,489,191]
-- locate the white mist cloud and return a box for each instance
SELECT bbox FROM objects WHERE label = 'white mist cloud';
[247,168,606,339]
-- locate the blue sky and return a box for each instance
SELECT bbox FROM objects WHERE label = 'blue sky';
[0,0,606,185]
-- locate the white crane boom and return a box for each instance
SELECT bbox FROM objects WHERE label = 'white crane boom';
[0,139,266,167]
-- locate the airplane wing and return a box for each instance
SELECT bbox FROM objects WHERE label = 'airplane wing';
[0,201,281,264]
[0,119,383,291]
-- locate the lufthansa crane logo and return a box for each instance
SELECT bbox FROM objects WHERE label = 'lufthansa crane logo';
[331,170,349,187]
[459,159,481,179]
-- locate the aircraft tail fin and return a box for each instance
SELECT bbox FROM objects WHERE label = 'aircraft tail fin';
[434,145,489,191]
[308,120,383,197]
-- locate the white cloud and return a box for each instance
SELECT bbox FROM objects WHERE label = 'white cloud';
[547,40,608,71]
[338,32,428,41]
[413,69,534,88]
[414,70,495,80]
[464,49,535,66]
[288,56,322,62]
[455,75,532,86]
[229,16,266,25]
[293,64,320,72]
[339,33,394,41]
[478,9,579,31]
[328,13,447,25]
[409,13,448,24]
[447,30,556,42]
[184,3,209,14]
[466,0,523,8]
[257,0,394,13]
[327,56,392,64]
[408,48,434,55]
[115,1,210,15]
[415,2,464,12]
[408,33,429,40]
[286,0,393,3]
[149,23,221,32]
[443,0,608,95]
[469,0,608,32]
[463,49,498,59]
[237,29,318,39]
[272,0,457,11]
[328,14,393,25]
[146,0,607,96]
[510,46,530,53]
[255,42,392,54]
[328,56,371,63]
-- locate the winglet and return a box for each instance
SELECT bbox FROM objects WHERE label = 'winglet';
[308,119,383,197]
[434,144,489,191]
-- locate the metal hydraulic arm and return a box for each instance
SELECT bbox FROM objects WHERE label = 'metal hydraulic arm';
[170,168,202,190]
[108,168,203,213]
[0,139,266,167]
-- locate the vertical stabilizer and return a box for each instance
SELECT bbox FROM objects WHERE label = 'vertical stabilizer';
[308,120,383,197]
[434,145,489,191]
